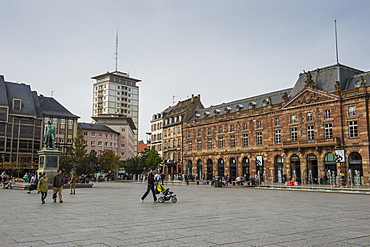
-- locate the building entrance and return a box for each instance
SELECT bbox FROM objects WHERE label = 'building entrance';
[242,157,250,179]
[349,152,363,185]
[290,154,301,183]
[187,160,192,176]
[274,155,283,183]
[206,159,213,180]
[218,158,224,177]
[230,158,236,181]
[324,153,337,185]
[306,153,318,184]
[197,160,202,180]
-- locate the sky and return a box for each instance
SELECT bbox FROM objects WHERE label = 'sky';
[1,0,370,141]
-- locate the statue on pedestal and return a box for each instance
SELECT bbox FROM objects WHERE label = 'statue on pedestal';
[43,120,56,150]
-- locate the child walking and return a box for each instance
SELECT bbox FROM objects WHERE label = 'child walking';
[37,173,48,204]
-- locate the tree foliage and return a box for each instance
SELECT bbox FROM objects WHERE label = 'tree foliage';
[123,156,140,174]
[98,149,121,174]
[59,152,74,174]
[124,147,162,174]
[85,150,99,173]
[71,128,88,173]
[145,147,163,171]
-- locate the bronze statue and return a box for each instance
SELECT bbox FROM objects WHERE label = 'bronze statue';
[44,120,56,149]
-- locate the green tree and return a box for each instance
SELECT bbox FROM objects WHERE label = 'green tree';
[59,152,74,173]
[71,127,88,174]
[124,156,140,174]
[99,149,121,174]
[145,146,162,171]
[86,150,99,173]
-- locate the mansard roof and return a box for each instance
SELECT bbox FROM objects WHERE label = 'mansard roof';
[190,64,370,121]
[0,75,41,117]
[78,122,120,134]
[289,64,365,98]
[345,71,370,89]
[38,95,79,118]
[191,88,292,120]
[0,75,79,119]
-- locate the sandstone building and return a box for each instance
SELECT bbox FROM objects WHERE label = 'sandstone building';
[162,95,204,177]
[183,64,370,186]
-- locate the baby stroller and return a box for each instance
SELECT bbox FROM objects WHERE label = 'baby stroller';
[156,182,177,203]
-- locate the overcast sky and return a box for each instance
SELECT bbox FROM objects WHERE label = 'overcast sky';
[1,0,370,141]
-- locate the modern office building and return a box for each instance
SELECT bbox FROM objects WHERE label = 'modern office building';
[0,75,79,167]
[91,71,140,155]
[183,64,370,186]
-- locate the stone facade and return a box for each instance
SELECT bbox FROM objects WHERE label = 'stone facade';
[183,64,370,186]
[162,94,204,177]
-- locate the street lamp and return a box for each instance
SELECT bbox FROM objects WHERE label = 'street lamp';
[1,154,4,167]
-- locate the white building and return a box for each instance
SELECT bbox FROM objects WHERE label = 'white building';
[91,71,140,156]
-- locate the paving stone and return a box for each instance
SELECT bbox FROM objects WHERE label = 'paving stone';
[1,182,370,246]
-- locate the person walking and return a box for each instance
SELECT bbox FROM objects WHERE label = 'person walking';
[70,172,78,194]
[140,169,157,203]
[37,173,48,204]
[52,169,64,203]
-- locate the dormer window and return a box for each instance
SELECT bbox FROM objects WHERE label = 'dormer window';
[12,99,22,110]
[248,102,256,109]
[236,104,244,110]
[262,98,270,106]
[195,114,200,119]
[225,107,231,112]
[204,112,210,117]
[214,109,220,114]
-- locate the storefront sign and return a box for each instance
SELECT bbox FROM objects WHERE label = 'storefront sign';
[256,155,263,166]
[335,150,345,163]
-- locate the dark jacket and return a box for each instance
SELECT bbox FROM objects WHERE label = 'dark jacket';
[148,172,155,186]
[52,174,64,187]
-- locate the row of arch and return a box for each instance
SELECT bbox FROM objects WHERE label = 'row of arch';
[186,152,364,185]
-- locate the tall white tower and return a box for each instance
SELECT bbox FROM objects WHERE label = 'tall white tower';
[91,71,141,156]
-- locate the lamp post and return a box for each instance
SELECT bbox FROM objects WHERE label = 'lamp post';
[1,154,4,167]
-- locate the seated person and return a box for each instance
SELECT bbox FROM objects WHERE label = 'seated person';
[222,176,228,186]
[235,176,241,185]
[3,176,13,189]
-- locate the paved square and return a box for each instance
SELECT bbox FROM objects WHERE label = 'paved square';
[1,182,370,246]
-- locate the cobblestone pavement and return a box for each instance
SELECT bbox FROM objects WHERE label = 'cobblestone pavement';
[1,182,370,247]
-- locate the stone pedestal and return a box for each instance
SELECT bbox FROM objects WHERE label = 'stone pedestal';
[37,149,62,181]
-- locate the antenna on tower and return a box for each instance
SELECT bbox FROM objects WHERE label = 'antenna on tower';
[115,29,119,71]
[172,95,176,105]
[335,19,339,65]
